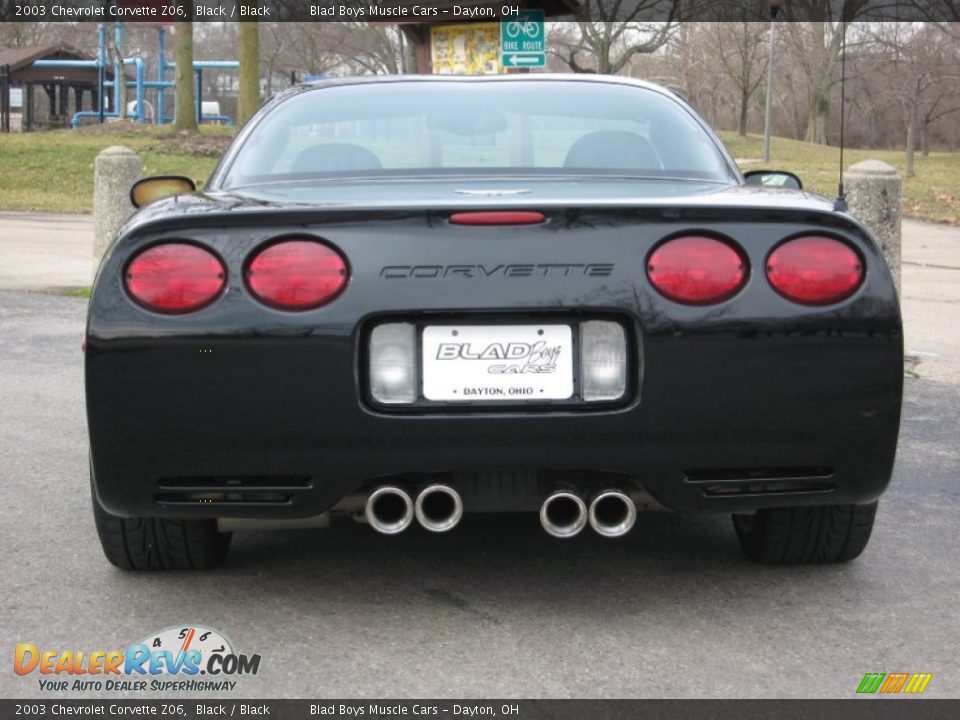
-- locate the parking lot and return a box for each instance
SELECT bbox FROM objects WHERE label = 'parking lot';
[1,215,958,698]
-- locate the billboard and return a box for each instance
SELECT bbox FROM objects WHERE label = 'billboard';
[431,24,504,75]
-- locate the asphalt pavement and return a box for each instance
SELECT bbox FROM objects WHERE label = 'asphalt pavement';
[1,289,958,699]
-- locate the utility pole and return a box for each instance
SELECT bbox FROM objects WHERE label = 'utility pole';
[762,0,784,164]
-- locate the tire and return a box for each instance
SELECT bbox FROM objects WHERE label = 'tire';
[733,502,878,564]
[92,486,231,571]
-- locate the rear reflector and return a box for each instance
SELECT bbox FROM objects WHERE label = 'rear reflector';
[124,243,225,314]
[766,236,863,305]
[246,239,349,311]
[647,235,747,305]
[449,211,545,226]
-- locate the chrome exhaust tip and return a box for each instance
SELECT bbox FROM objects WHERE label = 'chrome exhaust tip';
[539,490,588,538]
[588,490,637,538]
[414,484,463,533]
[365,486,414,535]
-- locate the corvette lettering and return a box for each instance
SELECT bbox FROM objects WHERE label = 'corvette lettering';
[380,264,614,279]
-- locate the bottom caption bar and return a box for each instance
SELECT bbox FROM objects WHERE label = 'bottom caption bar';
[4,700,960,720]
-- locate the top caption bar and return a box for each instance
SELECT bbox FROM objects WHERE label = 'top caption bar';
[2,0,959,23]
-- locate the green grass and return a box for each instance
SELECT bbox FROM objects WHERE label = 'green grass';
[35,286,91,297]
[0,125,225,214]
[1,125,957,224]
[719,132,960,224]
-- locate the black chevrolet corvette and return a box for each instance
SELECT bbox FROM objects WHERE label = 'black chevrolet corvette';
[86,75,902,570]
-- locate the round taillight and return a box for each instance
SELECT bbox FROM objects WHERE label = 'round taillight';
[647,235,748,305]
[124,243,226,313]
[766,236,863,305]
[245,239,349,311]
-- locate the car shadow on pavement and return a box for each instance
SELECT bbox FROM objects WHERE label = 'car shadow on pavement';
[202,511,853,613]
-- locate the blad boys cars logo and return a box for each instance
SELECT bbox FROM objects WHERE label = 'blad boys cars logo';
[436,340,562,375]
[14,625,261,692]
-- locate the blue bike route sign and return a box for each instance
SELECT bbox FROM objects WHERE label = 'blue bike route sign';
[500,10,546,68]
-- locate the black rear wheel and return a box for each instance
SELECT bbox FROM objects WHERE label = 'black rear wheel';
[92,484,230,570]
[733,502,878,564]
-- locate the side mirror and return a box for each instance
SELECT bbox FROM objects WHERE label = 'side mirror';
[130,175,196,208]
[743,170,803,190]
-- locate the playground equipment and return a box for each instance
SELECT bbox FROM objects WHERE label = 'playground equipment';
[30,23,238,129]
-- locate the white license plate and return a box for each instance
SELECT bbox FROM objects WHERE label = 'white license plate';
[422,325,574,402]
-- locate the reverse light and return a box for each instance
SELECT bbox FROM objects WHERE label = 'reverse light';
[580,321,627,402]
[246,239,348,311]
[369,323,417,404]
[124,243,225,313]
[766,235,864,305]
[647,235,748,305]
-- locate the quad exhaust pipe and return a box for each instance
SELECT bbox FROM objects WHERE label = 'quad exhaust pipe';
[415,484,463,533]
[539,488,636,538]
[587,490,636,538]
[365,484,463,534]
[366,483,634,537]
[539,490,588,538]
[365,486,414,535]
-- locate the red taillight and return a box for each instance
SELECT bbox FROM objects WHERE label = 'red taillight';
[124,243,225,313]
[245,239,348,311]
[647,235,748,305]
[766,236,863,305]
[449,211,545,225]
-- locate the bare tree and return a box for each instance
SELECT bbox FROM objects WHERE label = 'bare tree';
[703,21,768,135]
[340,23,410,75]
[550,2,679,75]
[782,0,869,145]
[0,21,55,48]
[872,23,960,176]
[262,23,353,81]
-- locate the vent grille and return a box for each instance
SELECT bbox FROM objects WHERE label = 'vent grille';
[684,467,835,498]
[155,476,312,507]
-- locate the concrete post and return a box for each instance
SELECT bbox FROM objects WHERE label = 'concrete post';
[93,146,141,277]
[843,160,902,296]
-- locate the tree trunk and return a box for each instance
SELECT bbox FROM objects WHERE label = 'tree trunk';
[905,105,916,178]
[111,32,126,121]
[804,93,829,145]
[738,89,749,136]
[921,121,930,157]
[173,21,196,132]
[116,62,126,120]
[237,16,260,127]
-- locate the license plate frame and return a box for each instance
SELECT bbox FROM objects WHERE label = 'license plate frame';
[421,324,575,403]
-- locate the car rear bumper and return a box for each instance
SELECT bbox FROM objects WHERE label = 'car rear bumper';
[87,320,902,519]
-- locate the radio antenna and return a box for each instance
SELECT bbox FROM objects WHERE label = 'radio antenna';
[835,14,848,212]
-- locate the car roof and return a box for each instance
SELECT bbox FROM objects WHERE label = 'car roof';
[275,73,685,105]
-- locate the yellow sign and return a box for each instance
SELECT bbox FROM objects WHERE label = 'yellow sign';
[431,24,504,75]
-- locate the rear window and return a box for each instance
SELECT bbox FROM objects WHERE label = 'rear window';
[222,80,733,188]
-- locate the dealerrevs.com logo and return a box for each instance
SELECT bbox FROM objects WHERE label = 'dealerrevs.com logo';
[14,625,261,693]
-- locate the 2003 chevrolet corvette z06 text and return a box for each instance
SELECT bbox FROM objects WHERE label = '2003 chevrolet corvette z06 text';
[85,76,902,569]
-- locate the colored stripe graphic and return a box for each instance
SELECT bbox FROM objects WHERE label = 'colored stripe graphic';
[857,672,932,694]
[880,673,910,693]
[903,673,933,694]
[857,673,886,694]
